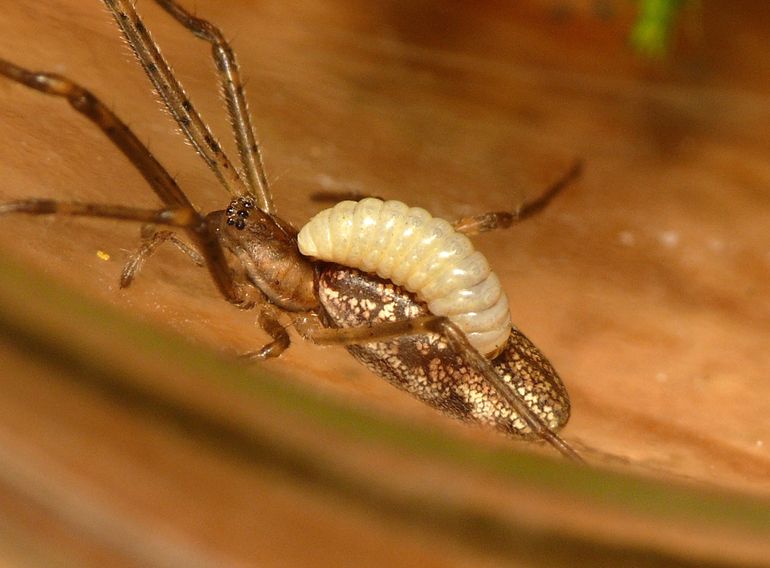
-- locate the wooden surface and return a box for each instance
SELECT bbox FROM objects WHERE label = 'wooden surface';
[0,1,769,566]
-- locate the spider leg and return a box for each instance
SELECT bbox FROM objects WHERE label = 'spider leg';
[296,314,583,463]
[295,314,444,346]
[0,58,249,307]
[0,59,189,208]
[308,190,383,203]
[240,305,292,361]
[154,0,274,215]
[102,0,249,198]
[428,318,584,463]
[121,230,204,289]
[0,200,198,225]
[452,159,583,235]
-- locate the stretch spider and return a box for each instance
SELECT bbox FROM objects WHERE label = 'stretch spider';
[0,0,583,461]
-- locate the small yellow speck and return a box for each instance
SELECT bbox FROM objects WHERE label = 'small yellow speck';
[96,250,111,261]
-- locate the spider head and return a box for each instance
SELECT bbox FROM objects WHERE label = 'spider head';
[209,196,298,253]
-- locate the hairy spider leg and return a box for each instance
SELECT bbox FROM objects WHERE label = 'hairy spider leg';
[103,0,250,198]
[0,59,247,306]
[305,160,582,234]
[452,159,583,235]
[121,230,205,288]
[154,0,274,214]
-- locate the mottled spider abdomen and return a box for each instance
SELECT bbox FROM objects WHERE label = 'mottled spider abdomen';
[297,198,511,356]
[317,266,571,437]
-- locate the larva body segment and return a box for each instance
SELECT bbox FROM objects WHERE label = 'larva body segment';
[298,198,512,356]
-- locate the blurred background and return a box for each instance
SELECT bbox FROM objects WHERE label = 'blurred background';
[0,1,769,566]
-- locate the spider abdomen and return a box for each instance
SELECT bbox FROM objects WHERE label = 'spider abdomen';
[317,266,570,436]
[297,198,511,356]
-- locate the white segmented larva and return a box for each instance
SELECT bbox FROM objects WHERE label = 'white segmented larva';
[298,198,512,356]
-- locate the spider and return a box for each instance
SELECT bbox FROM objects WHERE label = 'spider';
[0,0,583,462]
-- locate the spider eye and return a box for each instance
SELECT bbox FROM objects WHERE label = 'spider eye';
[225,197,254,229]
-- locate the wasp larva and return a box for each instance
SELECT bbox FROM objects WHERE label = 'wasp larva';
[298,198,511,357]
